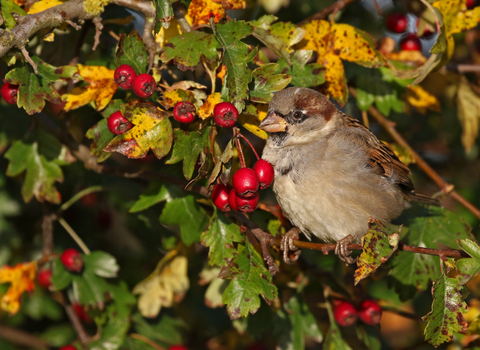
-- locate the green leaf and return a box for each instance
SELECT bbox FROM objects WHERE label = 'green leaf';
[324,300,353,350]
[214,20,256,113]
[221,242,278,319]
[24,287,63,321]
[250,63,292,103]
[85,119,114,162]
[5,140,63,204]
[51,259,73,291]
[160,31,220,71]
[251,15,291,65]
[132,312,187,347]
[115,30,149,74]
[456,239,480,285]
[201,209,244,267]
[271,21,306,48]
[160,191,210,246]
[89,302,131,350]
[207,137,234,189]
[423,273,468,347]
[72,270,109,309]
[5,57,79,115]
[275,50,325,88]
[165,127,212,180]
[354,220,400,285]
[390,207,474,301]
[0,0,26,29]
[83,251,119,278]
[282,294,323,348]
[130,181,171,213]
[154,0,174,33]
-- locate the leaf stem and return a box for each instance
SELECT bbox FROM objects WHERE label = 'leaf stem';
[58,218,91,255]
[59,186,104,212]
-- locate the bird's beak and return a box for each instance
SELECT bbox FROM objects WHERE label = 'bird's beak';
[259,111,287,133]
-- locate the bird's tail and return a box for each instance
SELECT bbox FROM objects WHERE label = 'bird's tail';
[408,192,442,206]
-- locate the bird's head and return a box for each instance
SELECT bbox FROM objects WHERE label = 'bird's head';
[259,87,338,147]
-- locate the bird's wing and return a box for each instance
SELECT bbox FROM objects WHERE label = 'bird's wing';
[342,114,414,192]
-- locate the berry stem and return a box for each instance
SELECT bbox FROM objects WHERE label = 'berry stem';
[58,218,91,255]
[210,128,218,166]
[238,133,260,161]
[234,128,246,168]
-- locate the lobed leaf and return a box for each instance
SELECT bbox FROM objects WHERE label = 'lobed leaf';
[274,50,325,88]
[116,30,149,74]
[154,0,174,33]
[221,241,278,319]
[456,239,480,285]
[250,63,292,104]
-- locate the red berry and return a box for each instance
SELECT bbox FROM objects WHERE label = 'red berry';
[37,268,53,288]
[80,192,98,207]
[59,346,77,350]
[333,301,358,327]
[253,159,274,189]
[386,13,407,34]
[399,34,422,51]
[168,346,188,350]
[114,64,137,90]
[1,82,18,104]
[72,303,92,323]
[107,111,133,135]
[213,102,238,128]
[467,0,476,8]
[212,183,231,212]
[235,191,259,213]
[358,300,382,325]
[132,73,156,98]
[233,168,259,198]
[173,101,197,124]
[228,188,239,211]
[60,248,83,273]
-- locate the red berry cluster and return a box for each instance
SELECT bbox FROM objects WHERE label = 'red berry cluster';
[114,64,156,99]
[333,299,382,327]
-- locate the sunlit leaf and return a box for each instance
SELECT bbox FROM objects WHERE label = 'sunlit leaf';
[250,63,291,103]
[405,85,441,114]
[0,262,36,315]
[198,93,221,119]
[115,30,149,74]
[27,0,65,14]
[456,76,480,153]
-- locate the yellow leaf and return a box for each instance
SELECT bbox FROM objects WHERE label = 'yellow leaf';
[0,262,36,315]
[62,65,117,112]
[43,32,55,42]
[405,85,440,114]
[433,0,480,35]
[155,17,183,48]
[187,0,225,26]
[27,0,65,14]
[161,89,196,109]
[331,24,385,67]
[387,50,427,65]
[321,52,348,107]
[296,20,330,57]
[133,251,189,318]
[238,114,269,140]
[456,77,480,153]
[198,93,221,119]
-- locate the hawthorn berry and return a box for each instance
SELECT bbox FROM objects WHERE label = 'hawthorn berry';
[212,183,231,212]
[386,13,407,34]
[358,300,382,325]
[467,0,476,8]
[399,34,422,51]
[1,82,19,105]
[333,301,358,326]
[59,346,77,350]
[107,111,133,135]
[114,64,137,90]
[168,346,188,350]
[213,102,238,128]
[235,191,259,213]
[253,159,274,189]
[60,248,83,273]
[132,73,156,98]
[233,168,259,198]
[73,303,92,323]
[174,101,197,124]
[37,268,53,288]
[228,188,239,211]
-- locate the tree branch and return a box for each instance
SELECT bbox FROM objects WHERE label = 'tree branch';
[349,87,480,221]
[0,324,50,349]
[297,0,358,26]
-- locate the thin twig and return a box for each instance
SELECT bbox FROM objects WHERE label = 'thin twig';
[92,17,103,50]
[42,205,55,257]
[20,47,38,74]
[130,333,167,350]
[234,128,246,168]
[297,0,358,26]
[58,218,91,255]
[66,19,82,30]
[349,87,480,220]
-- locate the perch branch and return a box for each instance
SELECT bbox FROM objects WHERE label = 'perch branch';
[349,87,480,220]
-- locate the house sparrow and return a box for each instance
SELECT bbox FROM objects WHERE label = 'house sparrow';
[259,87,439,264]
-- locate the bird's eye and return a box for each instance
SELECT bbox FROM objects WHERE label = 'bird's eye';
[293,111,303,119]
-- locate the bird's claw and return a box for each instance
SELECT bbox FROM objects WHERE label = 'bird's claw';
[335,234,356,265]
[281,227,301,264]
